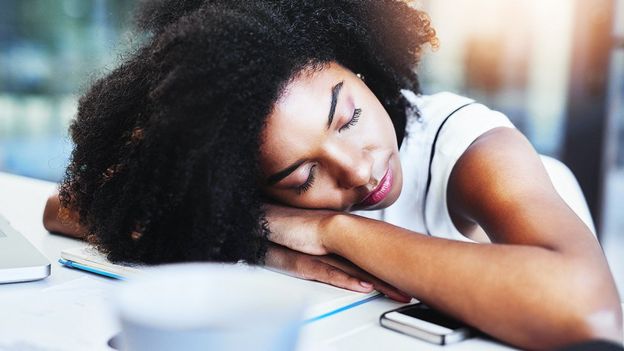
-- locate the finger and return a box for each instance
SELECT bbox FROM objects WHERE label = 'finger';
[349,272,411,303]
[373,284,412,303]
[319,256,412,302]
[263,244,293,271]
[352,273,412,302]
[299,259,375,293]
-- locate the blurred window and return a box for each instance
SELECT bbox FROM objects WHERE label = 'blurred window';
[601,0,624,284]
[0,0,621,235]
[419,0,623,293]
[420,0,575,158]
[0,0,136,181]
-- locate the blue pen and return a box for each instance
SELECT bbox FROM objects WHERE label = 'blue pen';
[58,258,126,280]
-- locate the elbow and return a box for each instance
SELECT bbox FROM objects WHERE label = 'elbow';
[556,268,623,348]
[529,301,622,351]
[42,217,54,233]
[42,193,86,239]
[570,298,623,346]
[42,195,60,233]
[42,213,62,234]
[520,263,622,350]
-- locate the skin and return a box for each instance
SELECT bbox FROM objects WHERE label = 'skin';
[259,63,403,212]
[45,62,622,349]
[259,62,623,349]
[43,195,85,239]
[43,193,411,301]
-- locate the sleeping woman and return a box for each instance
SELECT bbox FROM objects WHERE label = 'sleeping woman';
[42,0,622,349]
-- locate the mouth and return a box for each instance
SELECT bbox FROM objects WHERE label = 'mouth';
[357,166,393,208]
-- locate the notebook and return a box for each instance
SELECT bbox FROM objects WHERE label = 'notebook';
[59,246,381,322]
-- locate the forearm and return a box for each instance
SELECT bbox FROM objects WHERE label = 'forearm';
[43,193,86,239]
[323,213,622,350]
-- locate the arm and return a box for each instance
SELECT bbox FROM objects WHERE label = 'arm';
[43,190,411,301]
[319,128,621,350]
[264,243,411,302]
[43,193,87,239]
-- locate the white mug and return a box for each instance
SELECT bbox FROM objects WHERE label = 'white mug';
[114,263,307,351]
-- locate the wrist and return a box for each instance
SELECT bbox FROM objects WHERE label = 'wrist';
[319,212,353,255]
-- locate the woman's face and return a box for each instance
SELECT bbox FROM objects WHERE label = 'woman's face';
[259,62,403,212]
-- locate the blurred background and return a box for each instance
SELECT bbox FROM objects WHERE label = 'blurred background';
[0,1,623,294]
[419,0,624,296]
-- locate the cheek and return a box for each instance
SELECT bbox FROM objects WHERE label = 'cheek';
[361,110,396,150]
[262,181,346,210]
[263,191,320,209]
[356,91,397,147]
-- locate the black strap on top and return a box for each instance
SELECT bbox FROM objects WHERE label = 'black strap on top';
[422,102,475,235]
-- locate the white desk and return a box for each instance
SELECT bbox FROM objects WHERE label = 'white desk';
[0,172,620,351]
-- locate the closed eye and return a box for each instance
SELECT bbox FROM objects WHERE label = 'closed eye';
[295,165,317,195]
[339,108,361,132]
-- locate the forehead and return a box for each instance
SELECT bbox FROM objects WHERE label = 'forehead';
[259,64,349,173]
[275,64,347,121]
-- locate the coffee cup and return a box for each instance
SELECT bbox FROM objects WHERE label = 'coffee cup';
[114,263,307,351]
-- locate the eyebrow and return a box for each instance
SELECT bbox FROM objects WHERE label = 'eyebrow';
[266,159,305,186]
[266,81,344,186]
[327,81,344,129]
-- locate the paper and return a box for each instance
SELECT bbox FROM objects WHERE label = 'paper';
[61,246,381,321]
[0,247,384,351]
[0,277,120,351]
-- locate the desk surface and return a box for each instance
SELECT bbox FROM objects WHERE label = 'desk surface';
[0,172,620,351]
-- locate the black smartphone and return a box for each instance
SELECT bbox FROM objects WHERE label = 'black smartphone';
[380,303,474,345]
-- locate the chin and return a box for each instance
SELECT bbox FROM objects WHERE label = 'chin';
[383,155,403,208]
[376,190,401,210]
[386,190,402,207]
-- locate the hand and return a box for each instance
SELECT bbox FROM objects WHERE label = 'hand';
[263,202,335,255]
[264,243,412,303]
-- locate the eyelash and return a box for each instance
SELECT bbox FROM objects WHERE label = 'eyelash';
[339,108,362,132]
[296,165,316,195]
[294,107,361,195]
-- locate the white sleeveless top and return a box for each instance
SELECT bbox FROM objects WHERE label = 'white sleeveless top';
[351,91,596,242]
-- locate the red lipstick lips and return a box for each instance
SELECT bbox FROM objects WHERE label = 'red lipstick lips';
[358,167,393,208]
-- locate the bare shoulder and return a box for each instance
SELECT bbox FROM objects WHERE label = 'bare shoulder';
[447,127,595,250]
[449,127,550,205]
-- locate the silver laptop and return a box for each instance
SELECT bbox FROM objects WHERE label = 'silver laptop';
[0,213,50,283]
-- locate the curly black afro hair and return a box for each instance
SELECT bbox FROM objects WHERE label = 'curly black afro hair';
[59,0,437,265]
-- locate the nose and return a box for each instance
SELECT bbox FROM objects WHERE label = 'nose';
[323,141,373,189]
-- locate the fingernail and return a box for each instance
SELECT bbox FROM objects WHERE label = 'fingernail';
[399,291,412,300]
[395,295,412,303]
[359,281,373,288]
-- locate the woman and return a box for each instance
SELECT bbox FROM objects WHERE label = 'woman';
[43,0,622,349]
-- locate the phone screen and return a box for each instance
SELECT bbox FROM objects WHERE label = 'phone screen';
[397,303,466,330]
